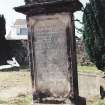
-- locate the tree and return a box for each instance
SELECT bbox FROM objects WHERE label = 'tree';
[0,15,6,40]
[83,0,105,71]
[0,15,10,65]
[0,15,28,66]
[8,40,28,66]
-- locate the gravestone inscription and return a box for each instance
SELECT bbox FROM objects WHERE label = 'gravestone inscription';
[29,14,71,98]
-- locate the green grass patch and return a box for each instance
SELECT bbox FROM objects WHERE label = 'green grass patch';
[78,65,101,74]
[8,95,32,105]
[0,99,8,104]
[87,99,105,105]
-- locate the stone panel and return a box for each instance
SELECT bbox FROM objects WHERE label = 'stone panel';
[29,14,70,98]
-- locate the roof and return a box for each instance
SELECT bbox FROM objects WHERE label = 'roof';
[14,19,27,26]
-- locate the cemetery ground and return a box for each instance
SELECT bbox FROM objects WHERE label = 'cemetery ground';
[0,70,32,105]
[0,67,105,105]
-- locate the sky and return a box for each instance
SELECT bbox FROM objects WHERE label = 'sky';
[0,0,25,35]
[0,0,89,37]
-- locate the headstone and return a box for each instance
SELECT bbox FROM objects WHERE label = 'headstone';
[79,73,101,99]
[29,14,70,98]
[14,0,83,104]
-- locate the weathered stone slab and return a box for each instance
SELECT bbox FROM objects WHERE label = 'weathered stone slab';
[28,14,70,98]
[78,72,101,99]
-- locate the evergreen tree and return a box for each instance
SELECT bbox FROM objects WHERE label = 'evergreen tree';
[0,15,10,65]
[0,15,28,66]
[0,15,6,40]
[83,0,105,71]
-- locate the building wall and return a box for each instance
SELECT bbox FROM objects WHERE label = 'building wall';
[6,24,28,40]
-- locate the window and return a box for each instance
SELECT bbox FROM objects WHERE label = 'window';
[17,28,28,35]
[17,28,20,35]
[20,28,28,35]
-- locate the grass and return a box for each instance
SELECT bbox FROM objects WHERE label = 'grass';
[87,97,105,105]
[0,95,32,105]
[0,71,31,90]
[0,99,8,104]
[0,67,104,105]
[78,65,102,74]
[8,95,32,105]
[88,101,105,105]
[0,71,32,105]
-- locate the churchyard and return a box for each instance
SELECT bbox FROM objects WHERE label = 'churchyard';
[0,70,32,105]
[0,66,104,105]
[0,0,105,104]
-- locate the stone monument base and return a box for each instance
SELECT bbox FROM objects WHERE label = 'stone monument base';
[33,97,71,104]
[32,103,73,105]
[32,96,86,105]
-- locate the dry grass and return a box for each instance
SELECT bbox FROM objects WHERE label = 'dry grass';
[0,68,104,105]
[0,70,32,105]
[0,71,31,88]
[87,97,105,105]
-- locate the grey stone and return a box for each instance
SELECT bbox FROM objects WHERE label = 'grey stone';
[78,72,101,99]
[29,14,70,98]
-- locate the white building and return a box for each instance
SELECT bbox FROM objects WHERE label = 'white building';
[6,19,28,40]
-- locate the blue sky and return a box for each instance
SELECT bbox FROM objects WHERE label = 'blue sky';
[0,0,89,37]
